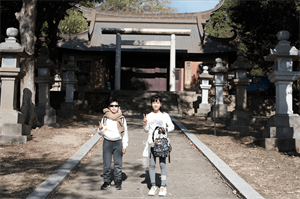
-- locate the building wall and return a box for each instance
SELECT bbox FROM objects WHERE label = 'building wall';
[61,52,112,91]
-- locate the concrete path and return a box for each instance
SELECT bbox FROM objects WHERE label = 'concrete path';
[50,116,238,199]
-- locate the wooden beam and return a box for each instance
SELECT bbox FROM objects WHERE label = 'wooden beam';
[121,40,171,46]
[102,28,191,36]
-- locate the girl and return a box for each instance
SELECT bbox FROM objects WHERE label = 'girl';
[143,95,174,196]
[98,99,128,190]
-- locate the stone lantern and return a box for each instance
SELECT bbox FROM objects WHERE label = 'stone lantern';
[0,27,31,143]
[57,56,80,118]
[75,69,91,112]
[35,46,59,125]
[263,30,300,152]
[210,58,228,119]
[50,74,62,91]
[195,66,213,117]
[226,50,254,131]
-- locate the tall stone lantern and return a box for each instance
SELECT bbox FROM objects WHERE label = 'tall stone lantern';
[263,30,300,152]
[0,27,31,143]
[210,58,228,119]
[57,56,79,117]
[35,47,59,125]
[195,66,213,117]
[75,69,91,112]
[226,50,253,131]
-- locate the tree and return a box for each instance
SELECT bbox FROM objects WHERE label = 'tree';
[58,0,177,35]
[228,0,300,75]
[97,0,177,14]
[0,1,80,128]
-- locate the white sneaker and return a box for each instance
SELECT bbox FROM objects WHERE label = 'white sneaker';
[148,186,158,196]
[159,187,167,197]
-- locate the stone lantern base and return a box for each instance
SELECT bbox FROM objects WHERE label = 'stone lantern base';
[260,114,300,152]
[57,102,80,118]
[74,99,92,114]
[209,104,229,119]
[225,110,258,132]
[36,106,60,126]
[0,110,31,143]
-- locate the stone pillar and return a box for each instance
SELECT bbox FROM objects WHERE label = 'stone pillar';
[57,56,80,118]
[169,34,176,91]
[263,30,300,152]
[115,33,121,90]
[195,66,213,117]
[0,27,31,143]
[35,47,59,125]
[226,50,253,131]
[210,58,228,119]
[75,69,91,113]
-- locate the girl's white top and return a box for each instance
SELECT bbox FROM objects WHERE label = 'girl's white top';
[143,112,174,144]
[97,118,129,148]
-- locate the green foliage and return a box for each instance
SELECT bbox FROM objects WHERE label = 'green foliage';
[229,0,300,75]
[59,8,89,34]
[250,65,264,76]
[204,0,237,38]
[97,0,177,14]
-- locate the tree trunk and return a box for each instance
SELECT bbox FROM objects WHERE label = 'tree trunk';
[15,0,41,128]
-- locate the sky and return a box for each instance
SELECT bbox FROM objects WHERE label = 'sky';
[170,0,220,13]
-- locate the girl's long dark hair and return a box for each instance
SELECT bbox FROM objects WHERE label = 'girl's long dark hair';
[151,95,164,112]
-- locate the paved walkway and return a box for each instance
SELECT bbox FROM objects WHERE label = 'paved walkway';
[50,116,238,199]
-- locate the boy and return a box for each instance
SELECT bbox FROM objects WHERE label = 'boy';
[98,99,128,190]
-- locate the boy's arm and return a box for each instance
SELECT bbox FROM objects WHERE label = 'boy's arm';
[97,118,105,134]
[122,119,129,148]
[165,113,174,132]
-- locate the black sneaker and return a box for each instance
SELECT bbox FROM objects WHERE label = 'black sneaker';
[115,180,122,190]
[101,182,111,190]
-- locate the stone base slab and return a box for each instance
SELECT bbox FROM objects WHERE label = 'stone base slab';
[226,126,249,132]
[264,114,300,139]
[257,138,300,153]
[196,103,211,115]
[0,123,31,143]
[36,106,60,125]
[57,102,79,118]
[267,114,300,127]
[0,110,25,124]
[1,123,31,136]
[0,135,32,143]
[209,104,229,119]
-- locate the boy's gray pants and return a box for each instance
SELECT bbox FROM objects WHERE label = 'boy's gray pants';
[103,139,123,182]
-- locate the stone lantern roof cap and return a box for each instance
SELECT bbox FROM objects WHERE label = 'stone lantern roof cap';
[211,57,227,74]
[229,49,254,71]
[0,28,31,58]
[35,47,57,69]
[264,30,300,62]
[61,55,79,71]
[199,66,213,80]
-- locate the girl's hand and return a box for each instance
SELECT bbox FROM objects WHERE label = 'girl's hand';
[122,148,126,155]
[143,114,147,126]
[99,121,103,129]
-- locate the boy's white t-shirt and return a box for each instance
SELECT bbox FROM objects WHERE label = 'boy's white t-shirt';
[143,112,174,144]
[97,118,129,148]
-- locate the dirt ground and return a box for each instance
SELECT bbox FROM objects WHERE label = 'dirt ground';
[1,113,300,199]
[175,116,300,199]
[0,113,103,199]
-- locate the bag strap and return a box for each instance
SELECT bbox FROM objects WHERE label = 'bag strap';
[152,126,161,142]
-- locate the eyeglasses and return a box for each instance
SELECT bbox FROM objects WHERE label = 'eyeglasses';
[109,105,120,108]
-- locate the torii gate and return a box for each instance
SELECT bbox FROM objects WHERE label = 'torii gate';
[101,28,191,91]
